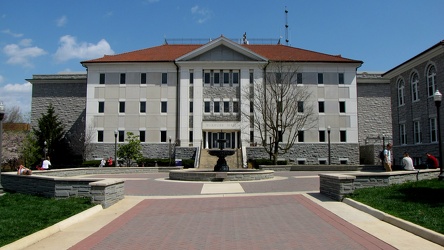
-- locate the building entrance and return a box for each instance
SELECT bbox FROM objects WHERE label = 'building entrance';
[203,131,240,149]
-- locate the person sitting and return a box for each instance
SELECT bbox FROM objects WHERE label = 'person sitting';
[17,165,32,175]
[107,157,113,167]
[402,152,415,171]
[425,153,439,169]
[41,156,51,170]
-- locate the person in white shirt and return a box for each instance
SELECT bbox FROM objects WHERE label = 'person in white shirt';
[402,152,415,171]
[42,156,51,170]
[383,143,393,172]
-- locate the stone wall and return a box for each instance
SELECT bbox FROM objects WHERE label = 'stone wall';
[319,169,439,201]
[247,143,359,165]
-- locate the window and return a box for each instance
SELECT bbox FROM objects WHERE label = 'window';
[250,101,254,113]
[140,101,146,113]
[189,131,193,143]
[338,73,344,84]
[223,72,230,84]
[214,101,220,113]
[160,131,167,142]
[427,65,436,97]
[297,73,302,84]
[98,101,104,113]
[120,73,126,84]
[204,101,211,113]
[99,74,105,84]
[411,73,419,101]
[318,73,324,84]
[430,118,437,142]
[399,124,406,145]
[204,72,211,84]
[232,72,239,84]
[161,101,167,113]
[214,72,220,84]
[189,101,193,113]
[298,131,304,142]
[162,73,168,84]
[278,131,283,142]
[141,73,146,84]
[339,101,346,113]
[277,101,283,113]
[233,101,239,113]
[224,101,230,113]
[340,130,347,142]
[118,130,124,142]
[319,160,327,165]
[319,130,326,142]
[119,102,125,113]
[140,131,145,142]
[397,79,405,106]
[414,120,421,144]
[249,71,254,84]
[318,101,325,113]
[275,73,282,84]
[189,71,194,84]
[298,101,304,113]
[98,131,103,142]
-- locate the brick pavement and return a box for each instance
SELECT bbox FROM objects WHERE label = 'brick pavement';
[69,194,395,250]
[66,173,397,250]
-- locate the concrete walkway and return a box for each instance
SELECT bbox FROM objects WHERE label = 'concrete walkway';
[6,171,444,250]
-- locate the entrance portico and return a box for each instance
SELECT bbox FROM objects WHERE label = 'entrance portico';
[202,121,242,149]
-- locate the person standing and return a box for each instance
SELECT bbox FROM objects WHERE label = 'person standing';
[41,156,51,170]
[99,158,106,167]
[425,153,439,169]
[402,152,415,171]
[383,143,393,172]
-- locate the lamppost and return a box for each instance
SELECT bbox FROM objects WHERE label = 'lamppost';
[0,102,5,190]
[114,130,118,167]
[433,90,443,179]
[168,136,172,166]
[44,140,47,158]
[327,126,331,165]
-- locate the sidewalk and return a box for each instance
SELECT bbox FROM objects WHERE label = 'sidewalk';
[8,172,444,249]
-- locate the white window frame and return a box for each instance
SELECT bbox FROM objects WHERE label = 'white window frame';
[399,123,406,145]
[427,65,436,97]
[411,72,419,102]
[413,120,421,144]
[397,79,405,106]
[430,118,437,143]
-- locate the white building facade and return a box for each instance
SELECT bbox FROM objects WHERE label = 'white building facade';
[80,36,362,164]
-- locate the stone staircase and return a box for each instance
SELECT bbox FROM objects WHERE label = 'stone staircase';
[198,148,242,170]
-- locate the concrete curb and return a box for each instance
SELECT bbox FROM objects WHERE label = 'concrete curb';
[0,205,103,250]
[343,198,444,247]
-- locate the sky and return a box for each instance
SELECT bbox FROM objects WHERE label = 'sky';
[1,0,444,117]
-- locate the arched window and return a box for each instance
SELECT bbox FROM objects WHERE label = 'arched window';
[397,79,405,106]
[427,65,436,96]
[411,72,419,101]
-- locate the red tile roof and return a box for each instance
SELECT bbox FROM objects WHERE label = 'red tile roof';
[81,43,362,64]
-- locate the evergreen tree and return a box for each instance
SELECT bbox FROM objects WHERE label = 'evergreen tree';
[33,104,66,165]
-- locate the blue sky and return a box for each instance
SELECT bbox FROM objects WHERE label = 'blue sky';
[1,0,444,116]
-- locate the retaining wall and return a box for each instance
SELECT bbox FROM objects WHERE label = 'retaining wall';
[319,169,440,201]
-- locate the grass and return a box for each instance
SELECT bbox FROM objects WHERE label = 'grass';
[347,179,444,234]
[0,193,95,247]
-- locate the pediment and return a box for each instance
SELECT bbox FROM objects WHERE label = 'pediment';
[176,36,267,62]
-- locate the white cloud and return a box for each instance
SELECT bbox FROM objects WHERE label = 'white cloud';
[3,39,47,67]
[0,82,32,114]
[54,35,114,62]
[191,5,212,24]
[2,29,23,38]
[56,15,67,27]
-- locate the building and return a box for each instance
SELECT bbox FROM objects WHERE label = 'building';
[383,40,444,166]
[30,36,364,165]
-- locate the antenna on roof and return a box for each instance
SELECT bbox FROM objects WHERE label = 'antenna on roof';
[285,7,289,45]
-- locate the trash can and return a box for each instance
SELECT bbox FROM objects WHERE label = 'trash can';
[175,159,182,166]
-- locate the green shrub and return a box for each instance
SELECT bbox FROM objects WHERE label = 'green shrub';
[248,159,287,169]
[81,160,101,167]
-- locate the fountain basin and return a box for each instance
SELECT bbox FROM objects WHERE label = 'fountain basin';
[169,169,274,182]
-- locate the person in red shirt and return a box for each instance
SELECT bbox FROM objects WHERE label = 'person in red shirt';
[107,157,113,167]
[425,153,439,169]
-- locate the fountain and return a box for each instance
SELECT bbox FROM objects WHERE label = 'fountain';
[168,137,274,182]
[208,138,235,172]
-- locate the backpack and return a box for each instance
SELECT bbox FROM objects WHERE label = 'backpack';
[379,150,385,161]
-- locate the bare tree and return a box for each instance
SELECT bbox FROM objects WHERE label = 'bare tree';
[245,63,317,164]
[4,106,25,123]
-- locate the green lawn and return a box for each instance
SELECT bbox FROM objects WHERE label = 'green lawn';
[347,179,444,234]
[0,193,95,247]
